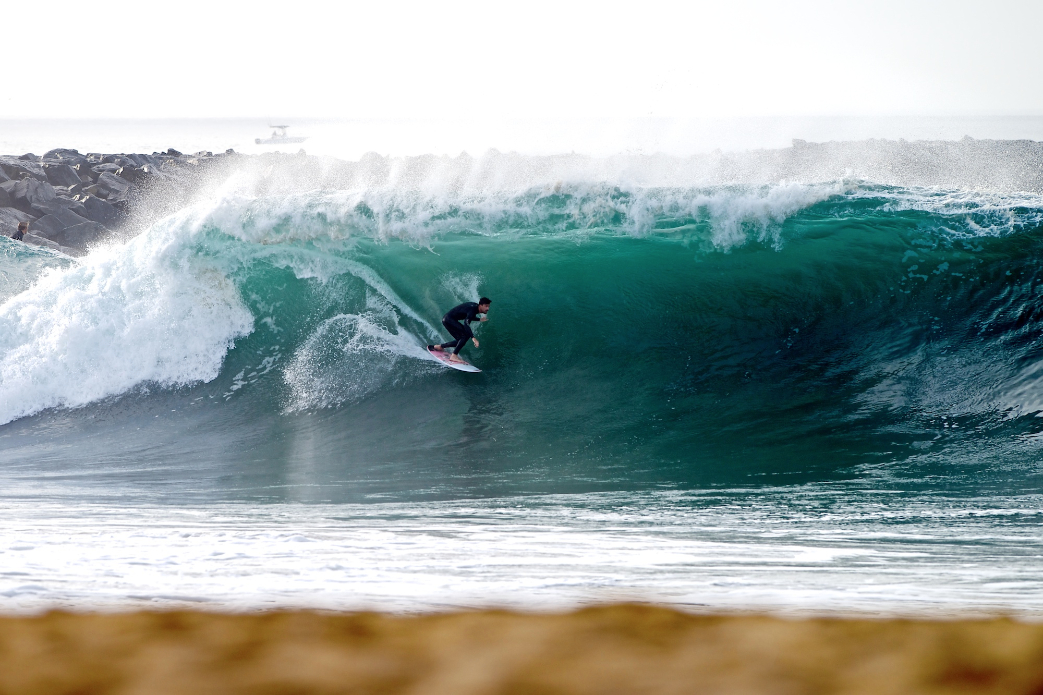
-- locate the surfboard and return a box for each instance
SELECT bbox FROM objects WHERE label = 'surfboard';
[427,346,481,373]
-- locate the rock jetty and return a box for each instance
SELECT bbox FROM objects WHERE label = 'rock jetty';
[0,147,237,256]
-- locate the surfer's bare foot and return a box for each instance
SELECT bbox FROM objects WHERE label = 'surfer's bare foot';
[430,345,444,352]
[449,355,465,363]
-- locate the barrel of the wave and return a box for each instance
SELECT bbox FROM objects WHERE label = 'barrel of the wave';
[427,298,491,373]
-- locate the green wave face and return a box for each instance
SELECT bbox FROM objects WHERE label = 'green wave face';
[4,182,1043,500]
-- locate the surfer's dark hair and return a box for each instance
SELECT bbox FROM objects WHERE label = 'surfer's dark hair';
[479,297,492,305]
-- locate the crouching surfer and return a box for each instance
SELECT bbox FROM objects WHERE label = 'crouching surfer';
[429,297,491,364]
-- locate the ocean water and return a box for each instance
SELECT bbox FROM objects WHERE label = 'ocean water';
[2,124,1043,615]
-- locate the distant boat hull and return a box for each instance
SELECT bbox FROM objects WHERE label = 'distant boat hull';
[255,136,307,145]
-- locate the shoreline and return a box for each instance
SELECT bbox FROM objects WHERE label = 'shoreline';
[1,605,1042,694]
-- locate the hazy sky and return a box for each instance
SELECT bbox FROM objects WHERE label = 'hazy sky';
[5,0,1042,119]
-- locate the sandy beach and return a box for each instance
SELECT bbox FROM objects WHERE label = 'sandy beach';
[0,606,1041,694]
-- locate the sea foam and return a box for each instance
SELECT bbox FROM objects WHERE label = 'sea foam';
[0,210,253,425]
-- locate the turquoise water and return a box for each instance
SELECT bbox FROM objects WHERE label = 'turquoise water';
[1,175,1042,613]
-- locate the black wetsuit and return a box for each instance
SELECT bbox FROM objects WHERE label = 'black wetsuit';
[10,229,24,241]
[438,302,483,355]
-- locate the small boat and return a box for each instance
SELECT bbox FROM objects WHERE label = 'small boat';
[255,125,307,145]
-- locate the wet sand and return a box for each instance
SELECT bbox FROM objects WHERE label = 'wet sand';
[1,605,1042,694]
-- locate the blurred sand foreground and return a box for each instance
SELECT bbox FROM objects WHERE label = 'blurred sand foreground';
[1,606,1042,695]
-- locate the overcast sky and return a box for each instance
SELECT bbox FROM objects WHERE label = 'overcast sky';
[5,0,1042,120]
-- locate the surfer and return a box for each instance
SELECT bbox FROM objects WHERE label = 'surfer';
[429,298,491,364]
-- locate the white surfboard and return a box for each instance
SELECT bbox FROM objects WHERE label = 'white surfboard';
[427,346,481,372]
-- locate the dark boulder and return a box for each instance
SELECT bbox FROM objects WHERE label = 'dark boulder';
[65,200,89,218]
[109,198,131,217]
[31,208,92,239]
[126,153,157,167]
[29,199,65,217]
[0,208,19,236]
[0,207,33,237]
[0,157,45,182]
[63,155,90,171]
[91,163,122,177]
[74,162,96,182]
[95,172,134,201]
[107,191,132,207]
[138,164,173,186]
[0,186,10,208]
[31,195,88,218]
[57,207,91,225]
[17,153,40,162]
[43,148,81,160]
[22,233,61,252]
[3,179,55,215]
[24,178,56,205]
[52,221,107,248]
[80,195,117,226]
[167,148,182,156]
[44,164,82,188]
[115,166,149,185]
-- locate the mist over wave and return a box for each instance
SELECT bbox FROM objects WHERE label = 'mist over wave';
[192,136,1043,202]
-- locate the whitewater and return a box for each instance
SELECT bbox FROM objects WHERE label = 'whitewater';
[2,138,1043,616]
